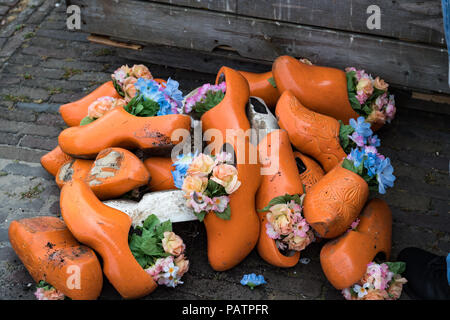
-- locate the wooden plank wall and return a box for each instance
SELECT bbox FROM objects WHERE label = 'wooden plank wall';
[70,0,449,94]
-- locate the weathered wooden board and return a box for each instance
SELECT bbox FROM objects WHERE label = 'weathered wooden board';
[71,0,449,94]
[237,0,446,47]
[147,0,236,13]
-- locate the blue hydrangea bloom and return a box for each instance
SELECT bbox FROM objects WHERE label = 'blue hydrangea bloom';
[135,78,164,102]
[240,274,266,289]
[172,169,185,189]
[171,152,197,189]
[376,157,396,194]
[156,99,174,116]
[350,117,373,139]
[164,78,183,106]
[363,152,380,177]
[347,148,365,168]
[368,134,381,147]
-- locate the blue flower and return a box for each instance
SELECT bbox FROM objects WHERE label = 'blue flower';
[135,78,164,102]
[347,148,364,168]
[156,99,174,116]
[164,78,183,106]
[349,117,373,139]
[363,152,380,177]
[240,274,266,290]
[171,152,197,189]
[376,157,396,194]
[368,134,380,147]
[172,169,185,189]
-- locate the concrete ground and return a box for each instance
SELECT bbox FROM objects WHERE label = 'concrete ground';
[0,0,449,300]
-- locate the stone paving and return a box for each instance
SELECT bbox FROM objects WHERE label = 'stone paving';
[0,1,449,300]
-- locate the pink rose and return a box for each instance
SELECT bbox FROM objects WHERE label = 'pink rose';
[211,164,241,194]
[266,204,293,236]
[162,231,185,256]
[356,78,374,96]
[174,254,190,277]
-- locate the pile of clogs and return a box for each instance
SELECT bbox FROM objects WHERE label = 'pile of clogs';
[8,56,395,300]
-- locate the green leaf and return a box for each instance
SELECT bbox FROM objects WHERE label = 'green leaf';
[80,116,95,126]
[385,261,406,275]
[267,77,277,88]
[124,95,160,117]
[214,204,231,220]
[195,210,207,222]
[346,71,357,92]
[342,159,357,174]
[259,193,302,212]
[143,214,160,231]
[205,179,227,198]
[113,79,125,97]
[192,90,225,117]
[338,121,355,153]
[155,220,172,239]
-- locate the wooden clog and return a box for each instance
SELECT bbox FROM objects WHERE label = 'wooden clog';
[200,66,261,271]
[275,90,346,172]
[256,129,302,267]
[40,146,73,177]
[58,106,191,159]
[272,56,359,124]
[238,71,280,108]
[293,152,325,192]
[60,179,156,299]
[320,198,392,289]
[56,159,93,189]
[143,157,176,191]
[303,165,369,239]
[9,216,103,300]
[59,81,121,127]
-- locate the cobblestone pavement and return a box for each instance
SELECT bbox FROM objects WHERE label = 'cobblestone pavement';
[0,1,449,300]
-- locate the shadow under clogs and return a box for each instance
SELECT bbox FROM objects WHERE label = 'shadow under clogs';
[40,146,73,177]
[256,129,303,267]
[272,56,359,124]
[303,165,369,239]
[58,106,191,159]
[9,216,103,300]
[59,81,121,127]
[60,179,156,299]
[293,152,325,192]
[320,198,392,289]
[275,90,346,172]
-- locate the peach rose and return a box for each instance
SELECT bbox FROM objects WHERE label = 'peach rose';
[162,231,185,256]
[362,289,389,300]
[373,77,389,91]
[123,76,138,102]
[87,96,117,119]
[211,164,241,194]
[131,64,152,80]
[283,230,314,251]
[182,174,208,195]
[267,204,293,236]
[367,110,386,125]
[113,98,127,109]
[387,276,407,300]
[187,154,215,177]
[174,254,190,277]
[356,78,374,96]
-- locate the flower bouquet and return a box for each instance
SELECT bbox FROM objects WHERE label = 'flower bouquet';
[342,262,407,300]
[34,281,65,300]
[174,152,240,221]
[182,82,226,118]
[259,194,315,253]
[129,214,189,288]
[272,55,396,129]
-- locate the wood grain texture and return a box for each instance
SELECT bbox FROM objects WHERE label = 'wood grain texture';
[71,0,449,93]
[237,0,445,47]
[147,0,236,13]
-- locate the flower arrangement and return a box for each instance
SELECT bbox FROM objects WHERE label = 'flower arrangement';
[112,64,153,99]
[175,152,239,221]
[345,67,396,126]
[339,116,380,154]
[80,96,127,125]
[182,82,226,117]
[240,273,267,290]
[34,280,65,300]
[259,194,315,252]
[124,78,184,117]
[129,214,189,288]
[342,262,407,300]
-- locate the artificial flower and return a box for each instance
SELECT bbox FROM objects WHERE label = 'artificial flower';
[211,164,241,194]
[123,76,138,101]
[376,158,396,194]
[87,96,117,119]
[182,174,208,195]
[210,196,229,213]
[188,191,212,212]
[353,283,370,298]
[265,222,280,239]
[240,274,266,289]
[282,232,313,251]
[362,289,389,300]
[162,231,186,256]
[266,204,293,236]
[356,78,374,96]
[131,64,152,80]
[174,254,190,278]
[350,116,373,139]
[373,77,389,91]
[34,287,65,300]
[187,153,215,177]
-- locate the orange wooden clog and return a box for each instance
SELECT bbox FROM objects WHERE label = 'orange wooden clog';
[59,81,121,127]
[40,146,73,177]
[58,106,191,159]
[303,165,369,239]
[56,159,93,189]
[60,179,156,299]
[256,129,302,267]
[238,71,280,108]
[9,216,103,300]
[272,56,359,124]
[276,90,346,172]
[143,157,176,191]
[320,198,392,289]
[293,152,325,192]
[200,66,261,271]
[86,147,150,200]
